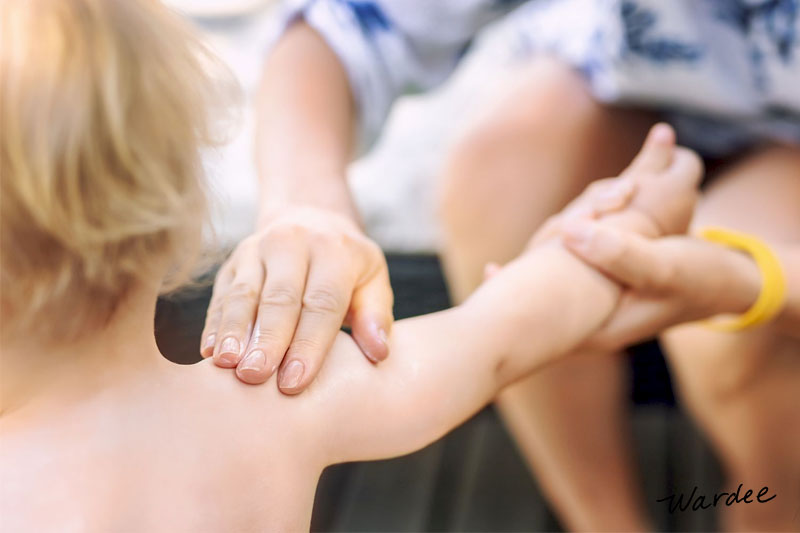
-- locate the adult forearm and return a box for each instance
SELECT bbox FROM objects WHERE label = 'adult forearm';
[706,241,800,337]
[774,245,800,337]
[255,21,357,224]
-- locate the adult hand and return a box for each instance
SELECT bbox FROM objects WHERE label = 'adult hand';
[201,206,393,391]
[561,221,761,352]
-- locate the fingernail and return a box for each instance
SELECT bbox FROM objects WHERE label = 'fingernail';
[239,350,266,373]
[201,334,216,356]
[218,337,240,366]
[650,123,673,144]
[279,360,304,390]
[363,323,390,363]
[370,327,390,362]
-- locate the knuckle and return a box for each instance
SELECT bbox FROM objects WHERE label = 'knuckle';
[302,286,344,314]
[240,233,261,249]
[259,285,301,309]
[203,313,222,331]
[270,223,306,242]
[286,338,322,358]
[229,236,258,260]
[336,232,356,250]
[586,178,614,196]
[652,260,679,291]
[310,229,338,248]
[204,304,223,322]
[250,328,285,348]
[213,264,233,283]
[259,228,304,255]
[227,282,260,305]
[217,320,249,337]
[362,238,383,259]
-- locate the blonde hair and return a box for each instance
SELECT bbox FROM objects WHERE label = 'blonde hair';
[0,0,226,342]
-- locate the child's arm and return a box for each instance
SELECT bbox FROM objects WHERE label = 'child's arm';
[296,242,621,465]
[287,125,700,467]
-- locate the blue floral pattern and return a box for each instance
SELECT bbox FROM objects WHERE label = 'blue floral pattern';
[341,1,391,36]
[277,0,800,154]
[716,0,798,61]
[620,1,703,63]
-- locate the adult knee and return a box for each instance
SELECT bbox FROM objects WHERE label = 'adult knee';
[438,58,604,240]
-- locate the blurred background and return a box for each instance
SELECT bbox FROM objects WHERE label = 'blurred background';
[154,1,726,531]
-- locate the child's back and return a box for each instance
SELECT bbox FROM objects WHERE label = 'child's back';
[0,2,292,525]
[0,354,321,532]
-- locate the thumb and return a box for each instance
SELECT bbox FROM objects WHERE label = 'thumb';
[561,220,674,291]
[349,269,394,363]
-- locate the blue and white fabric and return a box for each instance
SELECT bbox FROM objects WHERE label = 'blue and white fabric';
[276,0,800,155]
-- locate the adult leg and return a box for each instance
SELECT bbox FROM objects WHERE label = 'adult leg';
[438,56,655,531]
[662,145,800,531]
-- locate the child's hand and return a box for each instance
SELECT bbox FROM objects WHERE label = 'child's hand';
[482,177,638,276]
[484,124,705,352]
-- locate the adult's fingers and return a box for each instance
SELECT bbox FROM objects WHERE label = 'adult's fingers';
[586,296,679,352]
[349,261,394,363]
[211,248,265,368]
[236,245,309,385]
[562,220,676,292]
[200,263,235,358]
[277,252,354,394]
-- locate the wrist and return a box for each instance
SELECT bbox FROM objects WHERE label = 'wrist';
[714,246,762,315]
[257,174,360,228]
[463,246,620,371]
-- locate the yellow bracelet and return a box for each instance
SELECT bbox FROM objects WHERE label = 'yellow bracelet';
[699,227,787,332]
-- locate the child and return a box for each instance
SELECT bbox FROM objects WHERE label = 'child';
[0,0,701,530]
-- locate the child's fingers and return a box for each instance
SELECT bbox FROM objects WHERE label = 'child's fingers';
[561,220,675,291]
[528,178,637,247]
[666,146,704,190]
[624,122,675,175]
[648,146,704,235]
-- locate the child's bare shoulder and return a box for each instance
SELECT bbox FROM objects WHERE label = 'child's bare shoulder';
[173,358,324,460]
